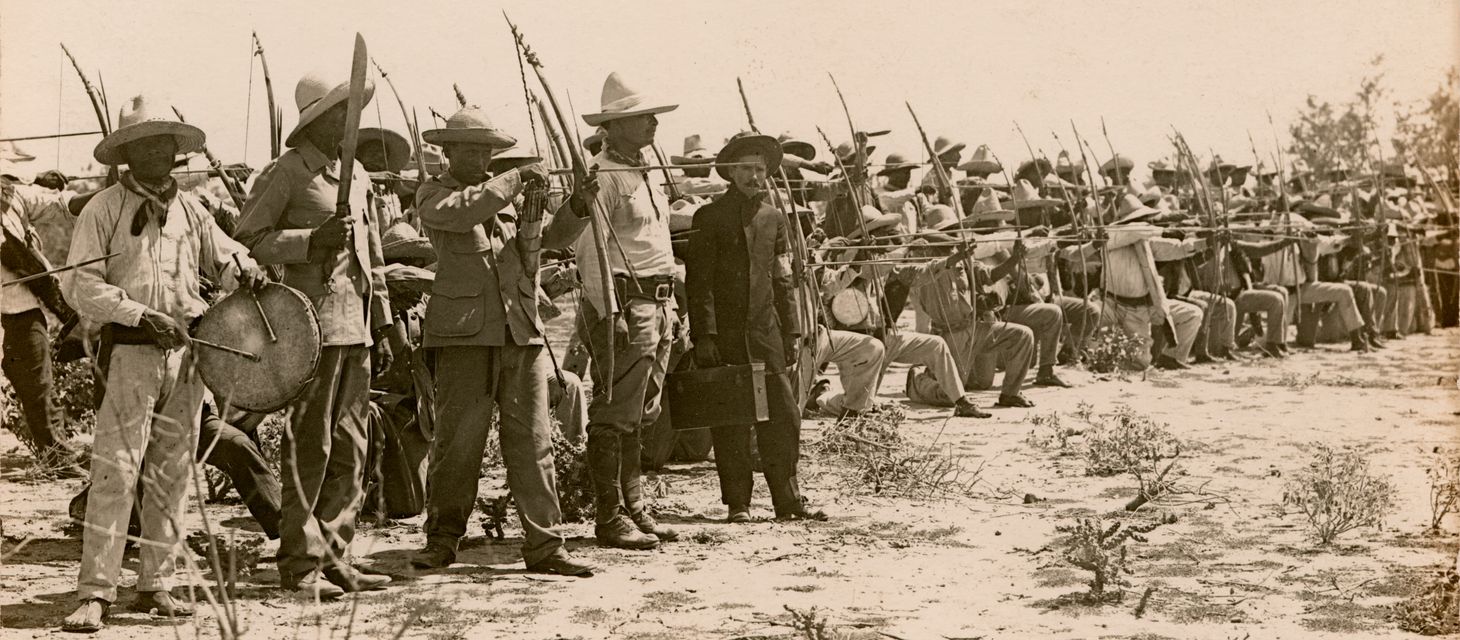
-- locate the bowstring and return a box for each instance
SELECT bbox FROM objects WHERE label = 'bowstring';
[243,36,254,166]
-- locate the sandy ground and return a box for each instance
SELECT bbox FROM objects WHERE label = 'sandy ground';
[2,324,1458,640]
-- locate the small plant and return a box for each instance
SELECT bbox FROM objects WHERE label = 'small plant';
[1025,411,1082,449]
[1058,517,1163,603]
[1424,448,1460,532]
[1284,445,1397,544]
[1083,405,1180,478]
[814,406,983,498]
[550,428,594,523]
[476,493,512,540]
[784,605,832,640]
[1393,568,1460,635]
[1083,326,1147,374]
[185,531,265,577]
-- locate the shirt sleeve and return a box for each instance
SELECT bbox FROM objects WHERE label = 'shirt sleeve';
[193,197,256,291]
[61,195,147,327]
[416,170,522,234]
[234,159,312,263]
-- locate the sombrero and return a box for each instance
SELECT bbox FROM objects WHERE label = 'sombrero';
[956,144,1002,176]
[93,95,206,166]
[877,152,918,177]
[671,134,714,165]
[1006,179,1063,210]
[1112,193,1161,225]
[488,146,543,175]
[776,132,816,161]
[381,221,436,264]
[422,106,517,148]
[286,70,376,148]
[582,72,678,127]
[358,127,412,173]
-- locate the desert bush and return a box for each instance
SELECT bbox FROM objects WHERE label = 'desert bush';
[814,406,983,498]
[1083,405,1180,477]
[2,359,96,454]
[1393,568,1460,635]
[1284,445,1397,544]
[1083,326,1147,373]
[551,428,594,523]
[1058,517,1163,603]
[1024,410,1082,449]
[1424,448,1460,532]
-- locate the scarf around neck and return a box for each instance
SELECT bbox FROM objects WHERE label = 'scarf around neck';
[121,171,178,236]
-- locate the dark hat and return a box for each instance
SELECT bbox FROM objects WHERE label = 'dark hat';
[715,133,783,182]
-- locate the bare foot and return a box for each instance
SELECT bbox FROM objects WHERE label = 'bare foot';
[60,599,108,633]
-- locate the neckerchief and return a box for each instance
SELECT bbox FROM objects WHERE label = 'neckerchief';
[604,145,647,169]
[120,171,178,236]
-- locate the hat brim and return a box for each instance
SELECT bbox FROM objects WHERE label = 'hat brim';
[781,141,816,161]
[582,103,678,127]
[1007,197,1063,210]
[932,143,966,158]
[956,160,1002,175]
[876,163,918,177]
[670,154,715,165]
[1113,207,1161,225]
[358,128,412,172]
[285,81,376,148]
[421,128,517,148]
[93,121,207,166]
[383,264,436,292]
[382,237,437,263]
[716,135,783,182]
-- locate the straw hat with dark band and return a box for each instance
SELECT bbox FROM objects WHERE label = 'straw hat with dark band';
[582,72,678,127]
[93,95,206,166]
[422,107,517,148]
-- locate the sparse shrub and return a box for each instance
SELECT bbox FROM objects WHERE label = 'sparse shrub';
[1393,569,1460,635]
[1083,405,1180,478]
[1058,517,1163,603]
[814,406,983,498]
[185,531,265,577]
[1083,326,1147,373]
[1025,411,1082,449]
[1424,448,1460,532]
[551,428,594,523]
[1284,445,1397,544]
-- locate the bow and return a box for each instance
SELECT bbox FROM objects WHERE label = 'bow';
[370,56,429,189]
[171,106,246,211]
[60,43,116,185]
[506,13,618,399]
[252,32,282,159]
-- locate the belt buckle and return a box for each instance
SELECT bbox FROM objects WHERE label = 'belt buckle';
[654,282,672,301]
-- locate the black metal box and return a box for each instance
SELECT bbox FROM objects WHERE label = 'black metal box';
[665,363,769,430]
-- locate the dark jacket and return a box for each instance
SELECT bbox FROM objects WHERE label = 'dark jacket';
[685,187,800,371]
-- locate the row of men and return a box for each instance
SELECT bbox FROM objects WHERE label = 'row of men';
[0,66,1451,633]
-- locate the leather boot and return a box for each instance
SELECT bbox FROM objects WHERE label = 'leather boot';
[1365,327,1386,349]
[588,431,657,549]
[586,432,625,528]
[1349,329,1371,352]
[621,432,677,542]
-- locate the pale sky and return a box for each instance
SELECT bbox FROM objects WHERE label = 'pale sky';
[1,0,1456,183]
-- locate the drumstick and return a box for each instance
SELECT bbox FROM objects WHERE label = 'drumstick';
[233,254,277,342]
[191,338,262,362]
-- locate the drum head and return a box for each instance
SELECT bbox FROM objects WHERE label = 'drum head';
[193,283,321,413]
[830,288,872,327]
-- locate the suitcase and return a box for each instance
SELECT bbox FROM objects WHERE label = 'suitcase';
[665,362,769,430]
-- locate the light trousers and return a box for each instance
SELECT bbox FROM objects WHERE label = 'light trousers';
[78,345,204,602]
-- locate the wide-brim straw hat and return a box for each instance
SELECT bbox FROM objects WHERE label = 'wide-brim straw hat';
[1099,154,1135,177]
[877,153,918,177]
[671,134,713,164]
[777,132,816,161]
[715,133,783,182]
[1113,193,1162,224]
[422,106,517,148]
[930,136,965,159]
[956,144,1002,175]
[582,72,678,127]
[93,95,206,166]
[381,221,436,263]
[383,263,436,293]
[286,71,376,148]
[488,146,544,175]
[358,127,412,173]
[1006,179,1063,210]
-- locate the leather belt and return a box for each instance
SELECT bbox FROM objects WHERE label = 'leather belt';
[1111,293,1152,307]
[614,274,675,303]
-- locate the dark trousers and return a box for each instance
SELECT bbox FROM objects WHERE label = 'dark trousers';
[198,408,281,539]
[1,309,66,455]
[710,370,803,515]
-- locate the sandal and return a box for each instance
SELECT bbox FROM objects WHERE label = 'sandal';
[61,599,109,633]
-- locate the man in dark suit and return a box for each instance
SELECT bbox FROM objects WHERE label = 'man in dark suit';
[686,133,824,523]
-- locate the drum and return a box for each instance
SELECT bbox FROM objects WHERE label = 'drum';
[192,282,321,412]
[830,287,873,327]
